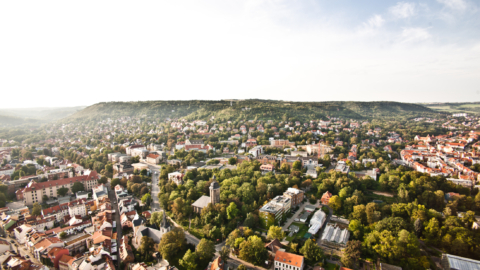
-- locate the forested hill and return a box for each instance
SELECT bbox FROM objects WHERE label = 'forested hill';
[0,115,39,127]
[63,100,439,123]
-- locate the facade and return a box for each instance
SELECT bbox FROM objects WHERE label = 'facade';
[321,191,332,205]
[283,187,304,207]
[19,171,99,206]
[146,154,161,164]
[441,254,480,270]
[168,172,184,186]
[274,250,304,270]
[260,196,291,229]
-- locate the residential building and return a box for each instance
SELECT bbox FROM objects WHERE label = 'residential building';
[283,188,304,207]
[321,191,332,205]
[441,254,480,270]
[274,250,305,270]
[18,171,99,206]
[259,196,291,229]
[168,172,184,186]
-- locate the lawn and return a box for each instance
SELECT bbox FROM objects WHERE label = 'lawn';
[286,222,309,241]
[325,262,339,270]
[365,191,397,204]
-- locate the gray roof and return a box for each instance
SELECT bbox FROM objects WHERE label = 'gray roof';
[192,195,211,209]
[210,181,220,189]
[443,254,480,270]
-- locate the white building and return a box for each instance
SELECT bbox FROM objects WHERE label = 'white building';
[274,250,304,270]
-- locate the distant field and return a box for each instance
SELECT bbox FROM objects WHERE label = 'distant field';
[424,103,480,115]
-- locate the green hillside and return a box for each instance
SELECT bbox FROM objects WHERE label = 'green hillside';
[424,102,480,115]
[63,100,439,123]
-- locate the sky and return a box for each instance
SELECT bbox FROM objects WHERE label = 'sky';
[0,0,479,108]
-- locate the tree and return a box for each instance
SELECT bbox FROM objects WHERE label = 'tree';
[32,203,42,216]
[341,240,362,269]
[300,239,324,265]
[111,178,120,189]
[239,235,268,265]
[172,197,185,221]
[226,202,239,220]
[292,160,302,171]
[237,265,247,270]
[267,226,285,240]
[98,176,108,184]
[57,187,69,197]
[329,195,342,211]
[226,229,242,247]
[42,195,49,202]
[228,157,237,165]
[158,227,186,261]
[366,202,380,225]
[71,182,85,194]
[196,239,215,265]
[351,205,367,224]
[141,193,152,206]
[151,211,163,227]
[59,232,67,239]
[414,218,423,238]
[138,236,155,261]
[244,213,256,228]
[180,249,197,270]
[219,245,230,263]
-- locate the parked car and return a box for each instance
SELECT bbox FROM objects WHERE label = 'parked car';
[10,240,14,244]
[25,255,30,259]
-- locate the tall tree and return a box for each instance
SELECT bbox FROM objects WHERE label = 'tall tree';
[267,226,285,240]
[32,203,42,216]
[226,202,239,220]
[138,236,155,261]
[71,182,85,194]
[179,249,197,270]
[300,239,324,265]
[158,228,186,261]
[196,239,215,265]
[341,240,362,269]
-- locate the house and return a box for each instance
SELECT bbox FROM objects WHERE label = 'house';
[208,257,225,270]
[59,254,73,270]
[321,191,332,205]
[264,239,283,254]
[274,250,305,270]
[119,235,134,263]
[0,239,10,254]
[47,247,69,270]
[260,164,274,173]
[168,172,184,186]
[146,154,161,165]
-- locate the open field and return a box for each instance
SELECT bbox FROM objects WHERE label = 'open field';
[424,102,480,114]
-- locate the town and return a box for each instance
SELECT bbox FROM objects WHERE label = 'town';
[0,103,479,270]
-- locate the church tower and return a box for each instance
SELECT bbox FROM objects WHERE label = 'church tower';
[209,175,220,205]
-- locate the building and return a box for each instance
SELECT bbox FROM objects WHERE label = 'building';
[92,184,109,206]
[47,247,70,270]
[18,171,99,206]
[259,196,291,229]
[270,140,296,148]
[260,164,274,173]
[191,177,220,214]
[320,191,332,205]
[59,254,73,270]
[119,235,134,263]
[146,154,161,164]
[274,250,305,270]
[441,254,480,270]
[168,172,184,186]
[308,210,326,235]
[320,224,350,247]
[208,257,225,270]
[283,188,304,207]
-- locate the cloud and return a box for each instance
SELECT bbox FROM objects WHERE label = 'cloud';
[365,14,385,28]
[401,27,432,43]
[389,2,416,18]
[437,0,467,11]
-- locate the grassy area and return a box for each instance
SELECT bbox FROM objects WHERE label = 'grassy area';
[365,192,397,204]
[325,263,339,270]
[286,222,310,241]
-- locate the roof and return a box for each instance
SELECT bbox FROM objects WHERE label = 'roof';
[274,250,304,267]
[210,181,220,189]
[59,254,74,264]
[265,239,282,253]
[443,254,480,270]
[22,171,98,193]
[192,195,211,209]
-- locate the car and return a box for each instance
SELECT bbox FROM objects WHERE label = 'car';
[10,240,14,244]
[25,255,30,259]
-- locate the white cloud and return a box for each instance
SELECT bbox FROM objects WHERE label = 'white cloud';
[365,14,385,28]
[389,2,416,18]
[401,27,432,43]
[437,0,467,11]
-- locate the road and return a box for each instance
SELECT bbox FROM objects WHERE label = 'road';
[4,236,41,265]
[282,201,320,231]
[107,184,122,269]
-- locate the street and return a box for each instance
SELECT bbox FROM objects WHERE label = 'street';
[107,184,122,269]
[4,236,42,265]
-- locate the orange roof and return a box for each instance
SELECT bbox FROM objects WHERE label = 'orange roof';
[22,171,98,193]
[147,154,159,159]
[59,254,73,264]
[210,257,224,270]
[274,250,304,267]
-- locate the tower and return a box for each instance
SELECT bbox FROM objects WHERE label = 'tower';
[209,175,220,205]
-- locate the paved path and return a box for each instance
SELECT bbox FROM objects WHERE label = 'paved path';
[282,201,320,231]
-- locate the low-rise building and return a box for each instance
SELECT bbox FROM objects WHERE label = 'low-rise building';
[274,250,305,270]
[283,188,304,207]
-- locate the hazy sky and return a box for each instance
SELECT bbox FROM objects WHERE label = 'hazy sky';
[1,0,479,108]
